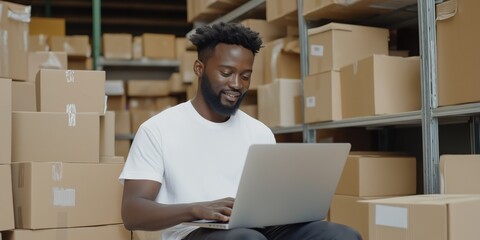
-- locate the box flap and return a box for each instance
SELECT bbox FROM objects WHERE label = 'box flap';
[436,0,457,21]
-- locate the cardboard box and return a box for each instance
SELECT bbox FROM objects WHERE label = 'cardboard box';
[330,195,384,240]
[440,155,480,194]
[100,111,115,157]
[36,69,106,114]
[175,37,187,60]
[258,79,301,128]
[127,80,170,97]
[302,0,416,21]
[115,140,131,159]
[106,80,126,111]
[304,71,342,123]
[130,109,160,133]
[308,23,389,75]
[103,33,132,60]
[250,48,265,90]
[12,112,100,163]
[0,165,14,231]
[187,0,225,23]
[28,35,49,52]
[132,230,163,240]
[156,97,178,111]
[50,35,91,57]
[340,55,420,119]
[180,51,198,83]
[437,0,480,106]
[68,56,93,70]
[240,104,258,119]
[266,0,298,25]
[133,36,143,59]
[7,224,130,240]
[239,19,287,42]
[142,33,176,59]
[365,194,480,240]
[11,162,124,229]
[336,155,416,197]
[29,17,65,36]
[100,156,125,164]
[0,79,11,164]
[128,97,158,110]
[264,38,300,84]
[12,81,36,111]
[0,1,30,81]
[28,51,68,82]
[169,72,187,93]
[115,110,131,134]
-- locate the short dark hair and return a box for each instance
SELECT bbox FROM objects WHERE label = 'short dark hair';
[189,22,263,62]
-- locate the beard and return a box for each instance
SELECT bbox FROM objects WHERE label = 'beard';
[200,73,246,117]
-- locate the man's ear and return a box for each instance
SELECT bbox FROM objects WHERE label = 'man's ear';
[193,59,204,78]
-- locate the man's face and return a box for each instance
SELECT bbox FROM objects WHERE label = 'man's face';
[200,43,254,116]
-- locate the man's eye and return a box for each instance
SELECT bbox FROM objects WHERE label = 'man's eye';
[220,72,232,77]
[241,75,251,80]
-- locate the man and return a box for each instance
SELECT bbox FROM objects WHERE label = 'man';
[120,22,362,240]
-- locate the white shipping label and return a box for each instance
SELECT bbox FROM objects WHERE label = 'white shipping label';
[310,45,324,56]
[375,204,408,229]
[305,96,316,108]
[53,187,76,207]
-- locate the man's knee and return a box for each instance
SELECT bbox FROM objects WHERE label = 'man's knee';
[321,222,362,240]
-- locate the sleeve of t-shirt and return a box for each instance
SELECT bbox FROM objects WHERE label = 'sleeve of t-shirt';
[118,125,165,184]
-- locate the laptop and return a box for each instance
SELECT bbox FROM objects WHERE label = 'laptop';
[182,143,351,230]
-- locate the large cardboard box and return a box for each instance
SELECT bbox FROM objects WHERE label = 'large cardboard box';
[50,35,91,57]
[437,0,480,106]
[0,1,30,81]
[28,51,68,82]
[266,0,297,25]
[11,162,124,229]
[29,17,65,36]
[7,224,130,240]
[302,0,416,21]
[264,38,300,84]
[12,81,36,111]
[12,112,100,163]
[308,23,389,75]
[36,69,106,114]
[340,55,420,119]
[330,195,384,240]
[258,79,301,128]
[142,33,176,59]
[100,111,115,157]
[0,79,11,164]
[304,71,341,123]
[0,165,14,231]
[103,33,132,60]
[336,155,416,197]
[365,194,480,240]
[239,19,287,42]
[440,155,480,194]
[127,80,170,97]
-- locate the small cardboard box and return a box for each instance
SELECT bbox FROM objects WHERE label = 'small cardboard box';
[336,155,416,197]
[142,33,176,59]
[258,79,301,128]
[0,79,11,164]
[365,194,480,240]
[29,17,65,36]
[440,155,480,194]
[8,224,131,240]
[12,112,100,163]
[0,1,30,81]
[50,35,91,57]
[28,35,49,52]
[266,0,298,25]
[437,0,480,106]
[239,19,287,42]
[0,165,14,231]
[28,51,68,82]
[340,55,420,119]
[127,80,170,97]
[103,33,133,60]
[36,69,106,114]
[11,162,124,229]
[12,81,36,112]
[304,71,342,123]
[308,23,389,75]
[264,38,300,84]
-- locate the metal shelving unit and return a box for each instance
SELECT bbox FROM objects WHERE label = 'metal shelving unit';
[96,57,180,70]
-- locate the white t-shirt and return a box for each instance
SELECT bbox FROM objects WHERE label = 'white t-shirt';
[119,101,276,240]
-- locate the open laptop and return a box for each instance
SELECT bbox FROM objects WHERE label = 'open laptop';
[182,143,351,230]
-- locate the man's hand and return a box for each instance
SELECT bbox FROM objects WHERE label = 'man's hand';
[191,197,235,222]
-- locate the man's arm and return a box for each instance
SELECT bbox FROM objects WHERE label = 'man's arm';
[121,179,234,231]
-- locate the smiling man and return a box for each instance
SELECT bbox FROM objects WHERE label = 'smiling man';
[119,22,362,240]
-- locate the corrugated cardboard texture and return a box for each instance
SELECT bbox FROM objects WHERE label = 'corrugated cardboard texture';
[12,112,100,163]
[0,79,11,164]
[11,162,124,229]
[0,165,14,231]
[440,155,480,194]
[9,224,130,240]
[304,71,342,123]
[336,155,416,196]
[36,69,105,114]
